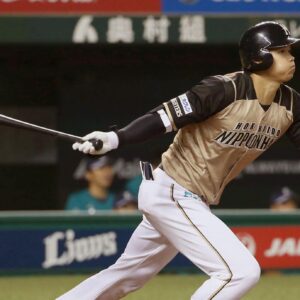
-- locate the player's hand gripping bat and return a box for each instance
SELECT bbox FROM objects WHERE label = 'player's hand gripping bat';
[0,113,103,151]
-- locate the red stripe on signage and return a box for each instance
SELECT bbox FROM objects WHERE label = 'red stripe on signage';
[0,0,161,14]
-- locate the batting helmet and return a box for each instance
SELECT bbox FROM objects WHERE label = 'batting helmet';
[239,21,300,72]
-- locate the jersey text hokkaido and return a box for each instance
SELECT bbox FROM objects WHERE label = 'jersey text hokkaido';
[161,71,300,205]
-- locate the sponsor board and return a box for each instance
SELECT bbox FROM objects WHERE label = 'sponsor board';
[0,16,299,44]
[0,0,160,15]
[2,0,299,15]
[0,227,194,271]
[162,0,300,14]
[232,226,300,269]
[0,225,300,272]
[0,229,123,270]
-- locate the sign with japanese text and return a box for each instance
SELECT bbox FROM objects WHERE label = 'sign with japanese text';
[0,15,208,44]
[0,16,299,45]
[162,0,300,14]
[0,14,300,44]
[72,15,207,44]
[0,0,160,14]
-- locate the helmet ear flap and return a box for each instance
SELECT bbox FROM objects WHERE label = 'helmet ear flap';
[250,49,273,71]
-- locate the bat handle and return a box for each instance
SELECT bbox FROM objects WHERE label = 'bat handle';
[88,138,104,151]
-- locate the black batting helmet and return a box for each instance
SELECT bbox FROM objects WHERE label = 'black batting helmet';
[239,21,300,72]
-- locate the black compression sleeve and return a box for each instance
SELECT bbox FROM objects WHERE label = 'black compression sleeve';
[116,113,166,146]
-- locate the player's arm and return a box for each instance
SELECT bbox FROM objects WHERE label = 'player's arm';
[72,109,171,154]
[73,76,234,155]
[286,91,300,151]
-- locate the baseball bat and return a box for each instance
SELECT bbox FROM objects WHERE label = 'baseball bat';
[0,113,103,151]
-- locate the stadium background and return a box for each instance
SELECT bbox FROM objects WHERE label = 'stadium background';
[0,1,300,299]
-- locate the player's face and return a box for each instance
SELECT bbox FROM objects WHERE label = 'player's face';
[86,166,115,188]
[265,46,295,83]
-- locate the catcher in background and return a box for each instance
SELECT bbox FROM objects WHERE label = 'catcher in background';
[57,21,300,300]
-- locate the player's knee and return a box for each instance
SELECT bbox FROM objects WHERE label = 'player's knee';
[249,260,261,286]
[236,258,261,288]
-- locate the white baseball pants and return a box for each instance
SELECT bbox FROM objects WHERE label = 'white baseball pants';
[57,168,260,300]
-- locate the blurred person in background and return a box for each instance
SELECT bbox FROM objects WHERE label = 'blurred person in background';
[114,190,138,212]
[124,174,142,199]
[65,155,117,213]
[269,186,299,211]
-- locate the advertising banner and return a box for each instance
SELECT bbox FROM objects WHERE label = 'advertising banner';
[162,0,300,14]
[0,227,194,272]
[1,0,299,15]
[0,224,300,273]
[0,0,160,15]
[232,226,300,269]
[0,16,299,44]
[0,228,123,271]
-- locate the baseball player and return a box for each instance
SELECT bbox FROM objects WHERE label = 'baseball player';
[57,21,300,300]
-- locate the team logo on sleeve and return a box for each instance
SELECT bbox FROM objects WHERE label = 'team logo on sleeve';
[179,94,192,115]
[171,98,183,117]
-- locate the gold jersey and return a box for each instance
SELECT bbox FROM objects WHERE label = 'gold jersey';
[161,71,300,205]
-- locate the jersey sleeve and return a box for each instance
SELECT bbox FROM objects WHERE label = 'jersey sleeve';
[286,91,300,151]
[116,75,236,146]
[162,75,235,130]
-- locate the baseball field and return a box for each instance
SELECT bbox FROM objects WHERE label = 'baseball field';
[0,273,299,300]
